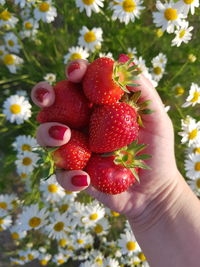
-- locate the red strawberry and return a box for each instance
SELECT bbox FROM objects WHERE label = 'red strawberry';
[86,155,137,194]
[89,102,139,153]
[83,57,139,105]
[52,130,91,170]
[37,80,91,129]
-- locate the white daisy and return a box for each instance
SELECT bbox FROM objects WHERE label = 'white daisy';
[52,253,66,265]
[177,0,199,15]
[92,217,110,236]
[0,210,12,231]
[4,32,21,53]
[127,47,137,59]
[17,204,48,231]
[2,53,24,73]
[186,141,200,155]
[179,118,200,145]
[150,63,165,82]
[151,52,167,67]
[0,194,17,211]
[20,8,31,19]
[105,208,120,217]
[12,135,38,154]
[3,95,31,124]
[164,105,171,112]
[118,230,140,256]
[10,225,27,240]
[34,1,57,23]
[89,250,104,266]
[182,83,200,107]
[70,201,86,227]
[111,0,144,25]
[23,249,39,262]
[0,9,18,28]
[15,151,39,174]
[43,73,56,84]
[188,177,200,197]
[172,21,193,47]
[38,253,52,266]
[20,18,39,39]
[0,45,7,58]
[172,83,185,97]
[188,53,197,62]
[99,52,114,59]
[134,55,149,73]
[78,26,103,52]
[40,174,66,202]
[75,0,104,17]
[185,153,200,179]
[10,258,24,265]
[153,1,186,33]
[79,261,96,267]
[0,0,5,4]
[16,170,31,180]
[103,257,120,267]
[81,201,105,227]
[71,231,93,249]
[64,46,89,63]
[45,212,69,240]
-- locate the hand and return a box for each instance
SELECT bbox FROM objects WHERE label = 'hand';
[32,59,180,224]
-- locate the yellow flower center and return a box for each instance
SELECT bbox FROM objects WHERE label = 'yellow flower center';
[175,86,184,96]
[94,224,103,233]
[0,10,11,21]
[54,221,64,231]
[10,104,21,114]
[48,184,58,193]
[65,190,72,194]
[84,31,96,43]
[3,54,15,65]
[138,252,146,261]
[77,239,84,244]
[0,218,4,225]
[28,254,34,260]
[193,148,200,154]
[191,91,200,102]
[127,52,134,58]
[89,213,98,220]
[184,0,194,4]
[59,204,69,213]
[164,8,178,21]
[58,238,67,247]
[12,232,19,239]
[21,144,31,151]
[156,28,164,38]
[122,0,136,12]
[188,54,196,62]
[126,241,137,251]
[68,245,74,250]
[20,173,28,179]
[40,259,48,265]
[111,210,120,216]
[95,258,103,265]
[29,217,41,228]
[195,162,200,171]
[19,256,26,261]
[8,40,14,47]
[25,22,33,30]
[179,29,186,38]
[153,66,162,75]
[82,0,95,5]
[70,53,82,60]
[195,178,200,188]
[0,202,7,209]
[57,259,65,264]
[39,2,50,12]
[22,157,32,166]
[188,129,198,140]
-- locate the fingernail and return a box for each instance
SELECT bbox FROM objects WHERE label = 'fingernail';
[71,175,88,187]
[35,88,49,103]
[48,125,67,140]
[67,62,80,75]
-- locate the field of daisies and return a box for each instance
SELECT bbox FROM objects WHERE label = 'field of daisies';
[0,0,200,266]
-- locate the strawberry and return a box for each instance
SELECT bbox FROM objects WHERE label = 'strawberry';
[89,102,139,153]
[83,57,139,104]
[52,130,91,170]
[37,80,91,129]
[86,154,138,194]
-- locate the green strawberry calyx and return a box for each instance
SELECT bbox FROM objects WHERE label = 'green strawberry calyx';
[102,140,152,182]
[113,58,141,93]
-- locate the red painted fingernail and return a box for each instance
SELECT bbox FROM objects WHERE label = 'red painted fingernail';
[71,175,88,187]
[67,62,80,75]
[35,88,49,103]
[48,125,67,140]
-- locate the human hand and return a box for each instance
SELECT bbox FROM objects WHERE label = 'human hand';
[32,59,180,225]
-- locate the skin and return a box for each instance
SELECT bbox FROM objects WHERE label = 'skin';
[33,62,200,267]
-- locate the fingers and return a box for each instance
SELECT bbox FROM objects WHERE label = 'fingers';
[65,59,89,83]
[56,170,90,192]
[31,81,55,108]
[36,122,71,147]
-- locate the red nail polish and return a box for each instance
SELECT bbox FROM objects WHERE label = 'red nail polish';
[35,88,49,102]
[71,175,88,187]
[67,62,80,75]
[48,125,67,140]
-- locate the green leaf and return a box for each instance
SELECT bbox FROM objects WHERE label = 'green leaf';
[142,109,154,114]
[136,154,152,160]
[130,168,140,183]
[122,154,128,162]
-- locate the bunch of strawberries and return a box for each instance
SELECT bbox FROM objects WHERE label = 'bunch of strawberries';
[31,54,151,195]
